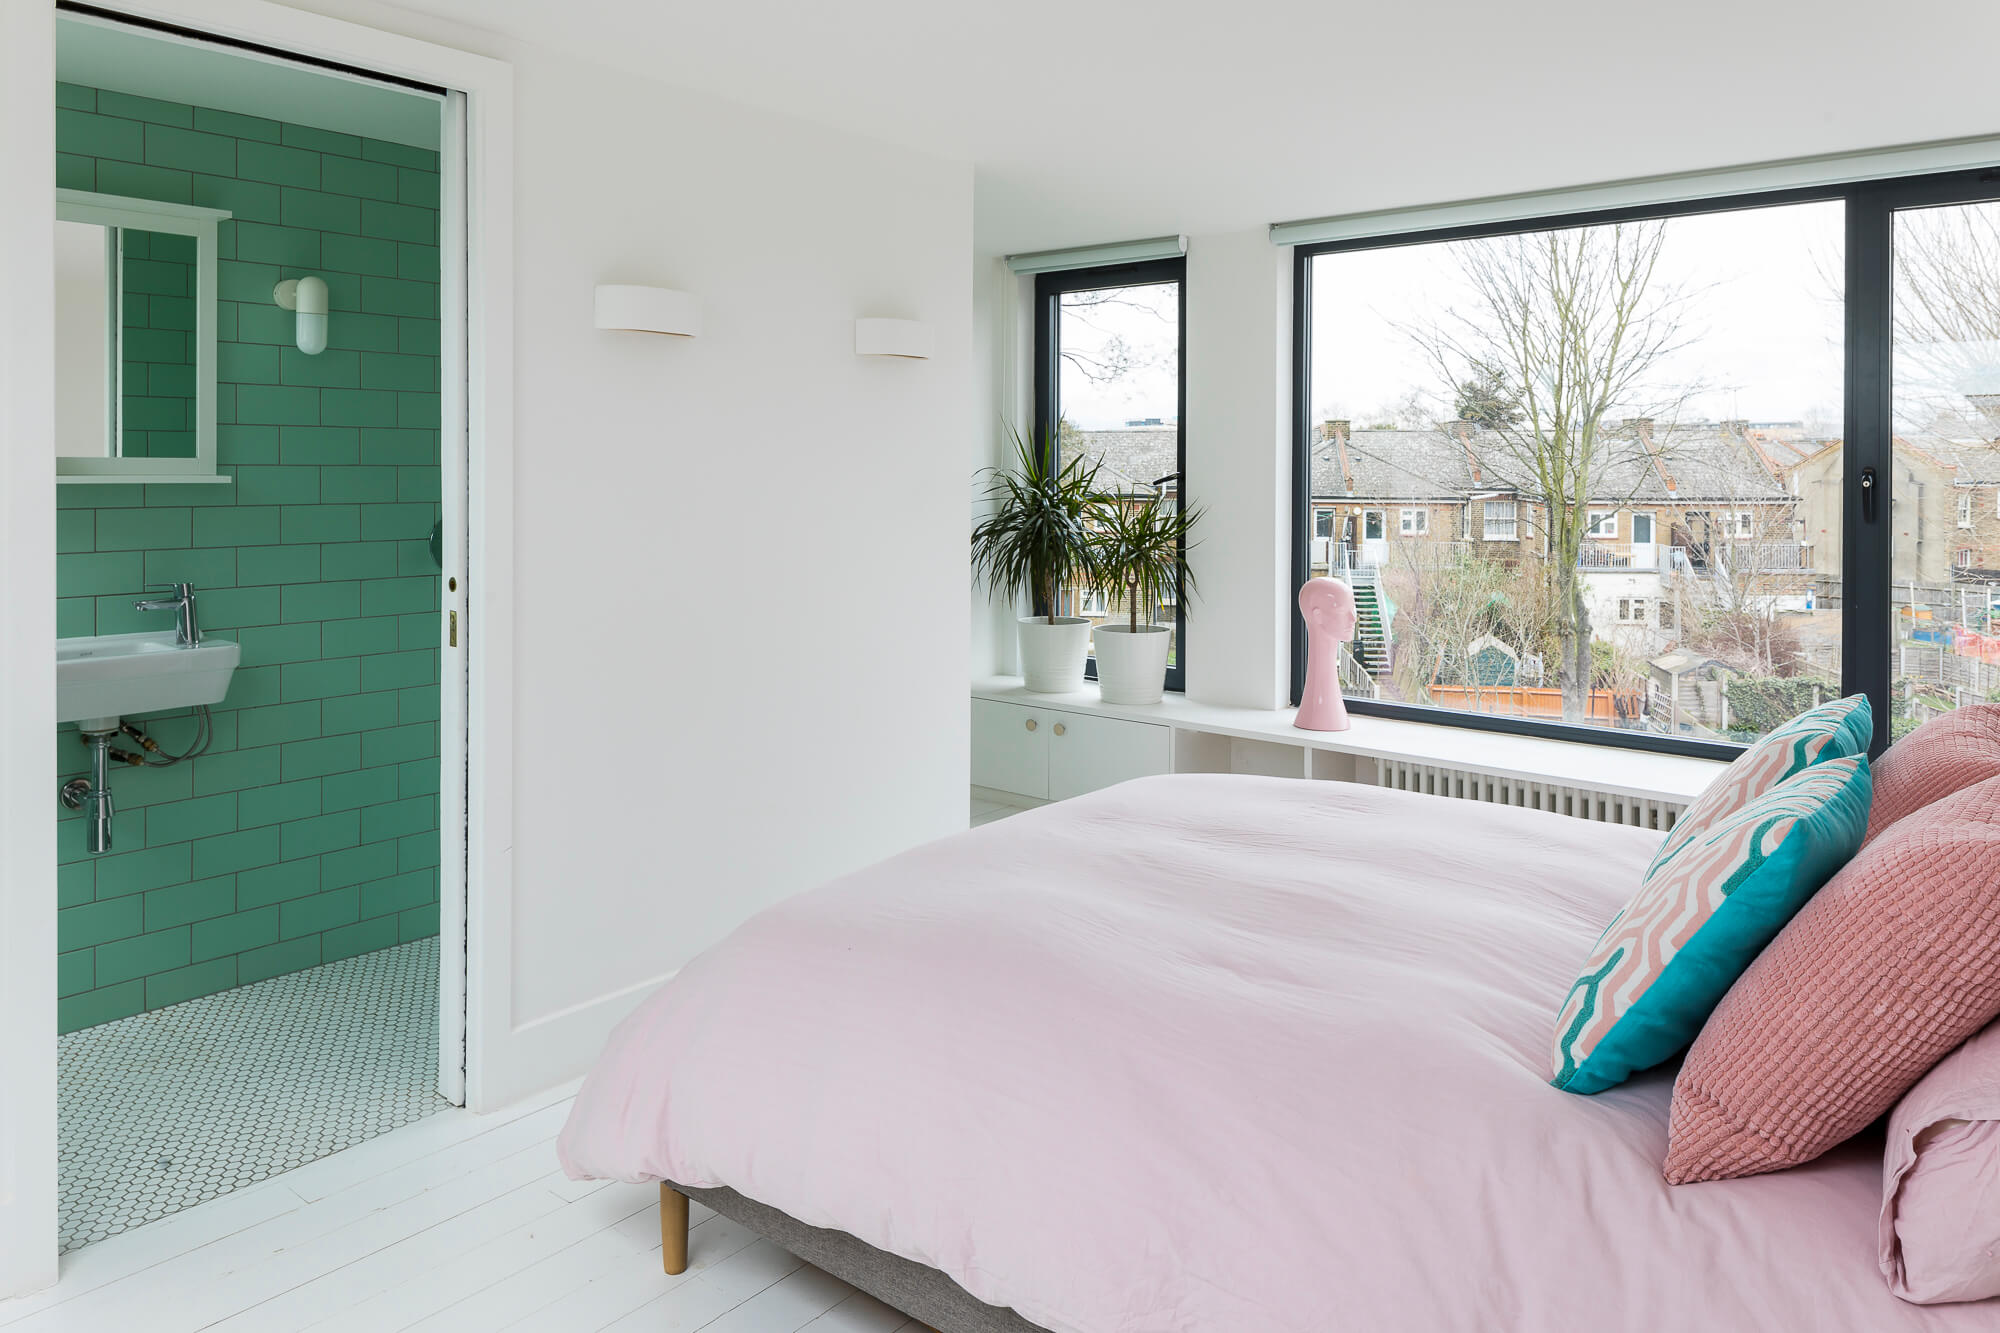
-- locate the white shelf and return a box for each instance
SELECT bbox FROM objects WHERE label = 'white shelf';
[972,676,1726,806]
[56,474,232,486]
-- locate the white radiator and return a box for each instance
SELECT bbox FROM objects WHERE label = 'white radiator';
[1372,758,1685,832]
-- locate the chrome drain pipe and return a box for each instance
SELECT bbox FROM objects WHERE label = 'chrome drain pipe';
[59,728,119,854]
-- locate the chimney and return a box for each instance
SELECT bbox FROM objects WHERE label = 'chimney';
[1320,421,1356,493]
[1630,418,1676,495]
[1447,418,1481,484]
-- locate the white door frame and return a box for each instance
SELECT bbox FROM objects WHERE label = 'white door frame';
[0,0,515,1294]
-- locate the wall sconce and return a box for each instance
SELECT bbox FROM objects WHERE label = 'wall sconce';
[854,318,932,359]
[594,284,702,337]
[273,276,328,355]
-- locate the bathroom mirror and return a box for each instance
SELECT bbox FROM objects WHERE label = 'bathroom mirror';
[54,189,230,482]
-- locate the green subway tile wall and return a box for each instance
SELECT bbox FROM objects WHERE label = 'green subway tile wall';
[55,83,442,1034]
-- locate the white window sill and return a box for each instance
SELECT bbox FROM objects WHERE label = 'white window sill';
[972,676,1725,806]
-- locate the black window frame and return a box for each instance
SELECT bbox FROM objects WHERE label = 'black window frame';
[1035,256,1189,693]
[1290,167,2000,760]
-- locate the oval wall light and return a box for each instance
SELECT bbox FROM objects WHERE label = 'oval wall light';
[273,276,328,355]
[594,284,702,338]
[854,317,932,359]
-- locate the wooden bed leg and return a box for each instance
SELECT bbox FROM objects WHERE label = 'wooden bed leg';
[660,1184,689,1275]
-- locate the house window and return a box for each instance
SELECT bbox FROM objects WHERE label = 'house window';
[1482,500,1517,541]
[1631,512,1655,544]
[1727,511,1755,539]
[1960,491,1974,528]
[1363,510,1385,541]
[1617,597,1649,624]
[1586,510,1617,538]
[1315,510,1335,539]
[1400,509,1429,535]
[1039,255,1186,691]
[1657,597,1676,630]
[1958,548,1975,570]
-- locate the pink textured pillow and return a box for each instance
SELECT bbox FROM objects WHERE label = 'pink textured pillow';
[1880,1019,2000,1304]
[1866,705,2000,844]
[1665,774,2000,1184]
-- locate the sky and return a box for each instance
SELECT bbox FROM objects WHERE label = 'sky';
[1310,199,1848,433]
[1053,197,2000,438]
[1056,282,1181,431]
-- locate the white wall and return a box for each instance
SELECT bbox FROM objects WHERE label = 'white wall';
[1182,231,1291,710]
[969,256,1031,678]
[0,0,59,1294]
[498,47,972,1064]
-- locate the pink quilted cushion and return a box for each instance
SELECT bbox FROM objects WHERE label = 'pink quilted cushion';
[1664,773,2000,1184]
[1866,705,2000,844]
[1880,1018,2000,1304]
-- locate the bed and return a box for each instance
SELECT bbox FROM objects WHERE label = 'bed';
[557,774,1999,1331]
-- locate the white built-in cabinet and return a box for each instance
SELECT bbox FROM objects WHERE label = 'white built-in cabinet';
[971,698,1171,802]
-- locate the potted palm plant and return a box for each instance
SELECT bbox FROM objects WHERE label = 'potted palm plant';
[972,427,1105,693]
[1089,489,1201,705]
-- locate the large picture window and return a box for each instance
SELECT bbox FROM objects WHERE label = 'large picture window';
[1036,258,1188,691]
[1293,170,2000,756]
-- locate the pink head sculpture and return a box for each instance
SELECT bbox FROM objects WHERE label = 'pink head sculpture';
[1295,577,1358,732]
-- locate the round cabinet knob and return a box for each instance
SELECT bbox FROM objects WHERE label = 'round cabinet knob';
[1053,722,1067,736]
[1025,718,1037,732]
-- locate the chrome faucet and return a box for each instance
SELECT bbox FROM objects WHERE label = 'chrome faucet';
[134,582,202,647]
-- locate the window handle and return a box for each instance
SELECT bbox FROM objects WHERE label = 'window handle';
[1860,467,1878,523]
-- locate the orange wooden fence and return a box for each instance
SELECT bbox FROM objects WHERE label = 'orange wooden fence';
[1425,684,1638,722]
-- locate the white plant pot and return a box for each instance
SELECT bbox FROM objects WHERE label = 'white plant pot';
[1017,616,1092,693]
[1093,624,1171,704]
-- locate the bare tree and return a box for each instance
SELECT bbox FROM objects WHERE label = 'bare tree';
[1057,286,1178,385]
[1893,201,2000,433]
[1406,222,1695,721]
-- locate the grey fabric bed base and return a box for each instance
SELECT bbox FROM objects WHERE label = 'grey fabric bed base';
[671,1182,1053,1333]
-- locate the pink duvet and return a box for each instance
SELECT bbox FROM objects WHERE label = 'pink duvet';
[557,775,1997,1331]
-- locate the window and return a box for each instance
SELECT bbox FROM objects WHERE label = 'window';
[1957,547,1975,570]
[1363,509,1385,541]
[1037,257,1186,691]
[1315,509,1335,539]
[1400,508,1429,535]
[1960,491,1974,528]
[1294,189,1888,757]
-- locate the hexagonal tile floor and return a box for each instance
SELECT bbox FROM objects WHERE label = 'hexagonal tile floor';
[58,937,450,1254]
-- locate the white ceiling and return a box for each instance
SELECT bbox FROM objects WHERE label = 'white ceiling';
[343,0,2000,251]
[60,12,440,150]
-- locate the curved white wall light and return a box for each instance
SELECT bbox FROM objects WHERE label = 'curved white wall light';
[594,284,702,338]
[272,276,328,355]
[854,317,933,360]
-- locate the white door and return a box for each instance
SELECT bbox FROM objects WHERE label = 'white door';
[1361,509,1388,567]
[1046,711,1171,801]
[971,699,1050,799]
[1630,512,1657,570]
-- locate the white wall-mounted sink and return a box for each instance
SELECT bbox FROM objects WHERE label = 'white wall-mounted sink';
[56,631,239,728]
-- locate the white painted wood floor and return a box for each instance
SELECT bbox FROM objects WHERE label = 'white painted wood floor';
[0,1079,929,1333]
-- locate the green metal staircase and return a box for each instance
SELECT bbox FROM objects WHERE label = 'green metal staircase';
[1350,571,1390,677]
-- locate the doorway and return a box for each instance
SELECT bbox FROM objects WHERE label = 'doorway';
[38,2,473,1259]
